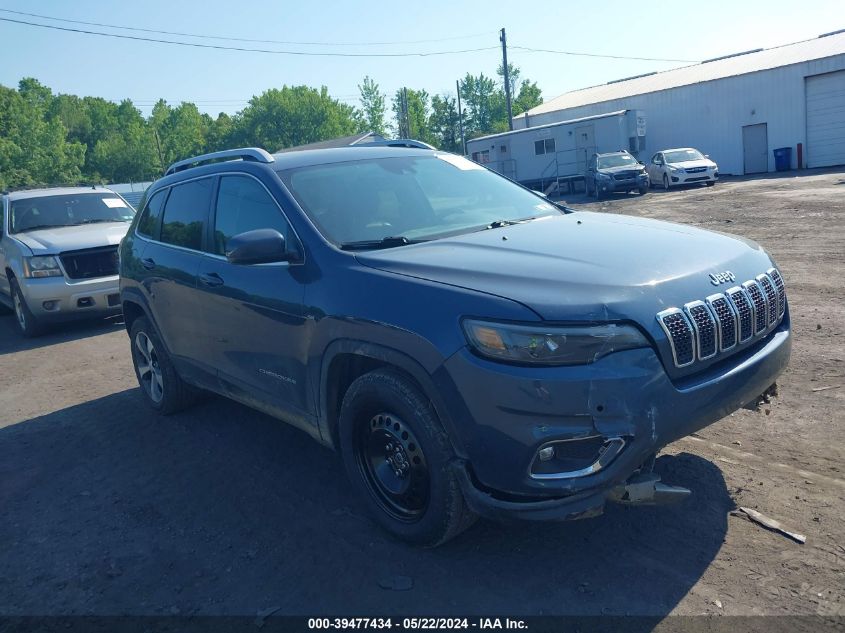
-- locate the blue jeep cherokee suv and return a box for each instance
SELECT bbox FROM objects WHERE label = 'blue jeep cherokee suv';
[119,146,791,545]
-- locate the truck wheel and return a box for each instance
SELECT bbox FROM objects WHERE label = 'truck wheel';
[663,174,670,190]
[129,316,195,414]
[339,368,476,546]
[10,278,43,337]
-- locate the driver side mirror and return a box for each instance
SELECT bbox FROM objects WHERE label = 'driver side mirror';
[226,229,294,265]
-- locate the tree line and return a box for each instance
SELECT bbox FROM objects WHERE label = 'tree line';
[0,67,541,190]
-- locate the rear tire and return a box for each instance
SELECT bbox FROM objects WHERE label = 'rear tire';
[339,368,476,546]
[129,316,195,414]
[10,278,43,337]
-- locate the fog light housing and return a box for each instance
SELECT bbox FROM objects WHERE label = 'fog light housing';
[42,300,57,310]
[538,446,555,461]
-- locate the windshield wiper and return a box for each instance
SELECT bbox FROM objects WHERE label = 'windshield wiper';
[72,219,127,225]
[482,216,542,231]
[340,236,426,251]
[13,224,61,233]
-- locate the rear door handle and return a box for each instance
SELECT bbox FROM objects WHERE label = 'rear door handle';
[199,272,224,287]
[141,257,155,270]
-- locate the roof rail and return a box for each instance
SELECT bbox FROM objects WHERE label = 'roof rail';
[164,148,274,176]
[355,139,436,150]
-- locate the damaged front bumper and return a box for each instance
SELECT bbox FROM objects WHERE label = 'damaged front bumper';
[436,317,790,519]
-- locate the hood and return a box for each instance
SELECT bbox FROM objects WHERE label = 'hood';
[11,222,131,255]
[668,158,716,169]
[598,164,645,175]
[355,212,773,324]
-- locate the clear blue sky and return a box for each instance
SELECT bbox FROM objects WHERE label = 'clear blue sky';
[1,0,842,117]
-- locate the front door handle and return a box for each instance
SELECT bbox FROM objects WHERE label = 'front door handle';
[141,257,155,270]
[199,272,224,287]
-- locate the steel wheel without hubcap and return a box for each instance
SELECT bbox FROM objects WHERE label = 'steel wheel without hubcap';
[134,331,164,403]
[356,412,430,522]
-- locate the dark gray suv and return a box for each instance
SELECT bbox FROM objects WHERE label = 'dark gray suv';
[119,146,790,546]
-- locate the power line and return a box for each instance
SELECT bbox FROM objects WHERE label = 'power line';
[0,18,499,57]
[0,8,495,47]
[510,45,699,64]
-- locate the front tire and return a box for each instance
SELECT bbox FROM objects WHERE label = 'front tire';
[10,278,43,337]
[339,369,476,546]
[129,316,195,414]
[663,174,670,190]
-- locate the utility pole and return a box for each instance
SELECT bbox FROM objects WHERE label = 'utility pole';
[500,27,513,131]
[401,87,411,138]
[456,79,466,155]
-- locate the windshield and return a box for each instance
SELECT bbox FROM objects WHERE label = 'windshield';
[10,193,134,233]
[664,149,705,163]
[276,154,559,246]
[597,154,638,169]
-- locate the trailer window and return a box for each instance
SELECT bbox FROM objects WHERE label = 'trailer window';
[534,138,555,155]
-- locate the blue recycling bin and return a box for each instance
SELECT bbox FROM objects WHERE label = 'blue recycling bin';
[773,147,792,172]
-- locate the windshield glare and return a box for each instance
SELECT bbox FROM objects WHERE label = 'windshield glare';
[277,154,559,246]
[597,154,637,169]
[664,149,705,163]
[10,193,134,233]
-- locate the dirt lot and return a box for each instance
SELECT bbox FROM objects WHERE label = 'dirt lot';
[0,169,843,623]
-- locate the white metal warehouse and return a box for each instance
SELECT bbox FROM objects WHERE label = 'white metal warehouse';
[514,30,845,176]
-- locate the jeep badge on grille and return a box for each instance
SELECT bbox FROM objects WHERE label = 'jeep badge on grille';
[709,271,735,285]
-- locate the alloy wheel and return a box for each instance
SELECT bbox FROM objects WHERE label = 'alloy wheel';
[135,331,164,403]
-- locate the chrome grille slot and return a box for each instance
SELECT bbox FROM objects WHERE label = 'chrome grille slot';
[757,274,778,327]
[726,286,754,343]
[685,300,718,360]
[706,293,737,351]
[656,308,695,367]
[742,280,768,335]
[768,268,786,317]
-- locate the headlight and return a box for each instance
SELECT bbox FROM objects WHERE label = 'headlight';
[668,165,683,173]
[462,319,649,366]
[596,172,611,180]
[23,256,63,278]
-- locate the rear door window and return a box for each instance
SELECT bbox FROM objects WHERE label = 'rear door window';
[136,189,168,239]
[160,178,213,251]
[211,176,290,256]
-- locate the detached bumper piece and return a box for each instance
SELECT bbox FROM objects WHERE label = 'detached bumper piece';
[608,472,691,506]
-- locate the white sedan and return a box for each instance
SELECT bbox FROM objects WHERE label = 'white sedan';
[647,148,719,189]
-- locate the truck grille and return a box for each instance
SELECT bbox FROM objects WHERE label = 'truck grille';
[657,269,787,368]
[685,301,717,360]
[705,294,737,350]
[768,268,786,317]
[655,308,695,367]
[59,246,119,280]
[725,287,754,343]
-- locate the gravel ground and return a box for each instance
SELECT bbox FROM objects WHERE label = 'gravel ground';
[0,168,843,622]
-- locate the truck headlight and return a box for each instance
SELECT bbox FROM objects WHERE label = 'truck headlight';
[462,319,649,365]
[23,256,63,278]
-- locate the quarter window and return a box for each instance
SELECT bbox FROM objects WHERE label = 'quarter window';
[136,189,167,239]
[212,176,290,255]
[159,178,212,250]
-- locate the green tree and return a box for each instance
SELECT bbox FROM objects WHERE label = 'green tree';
[0,80,84,189]
[392,88,433,144]
[90,99,158,182]
[357,76,386,136]
[428,95,461,153]
[513,79,543,116]
[234,85,359,150]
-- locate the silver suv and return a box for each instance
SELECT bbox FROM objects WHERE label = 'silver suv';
[0,186,135,336]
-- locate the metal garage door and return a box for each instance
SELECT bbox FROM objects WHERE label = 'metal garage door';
[806,70,845,168]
